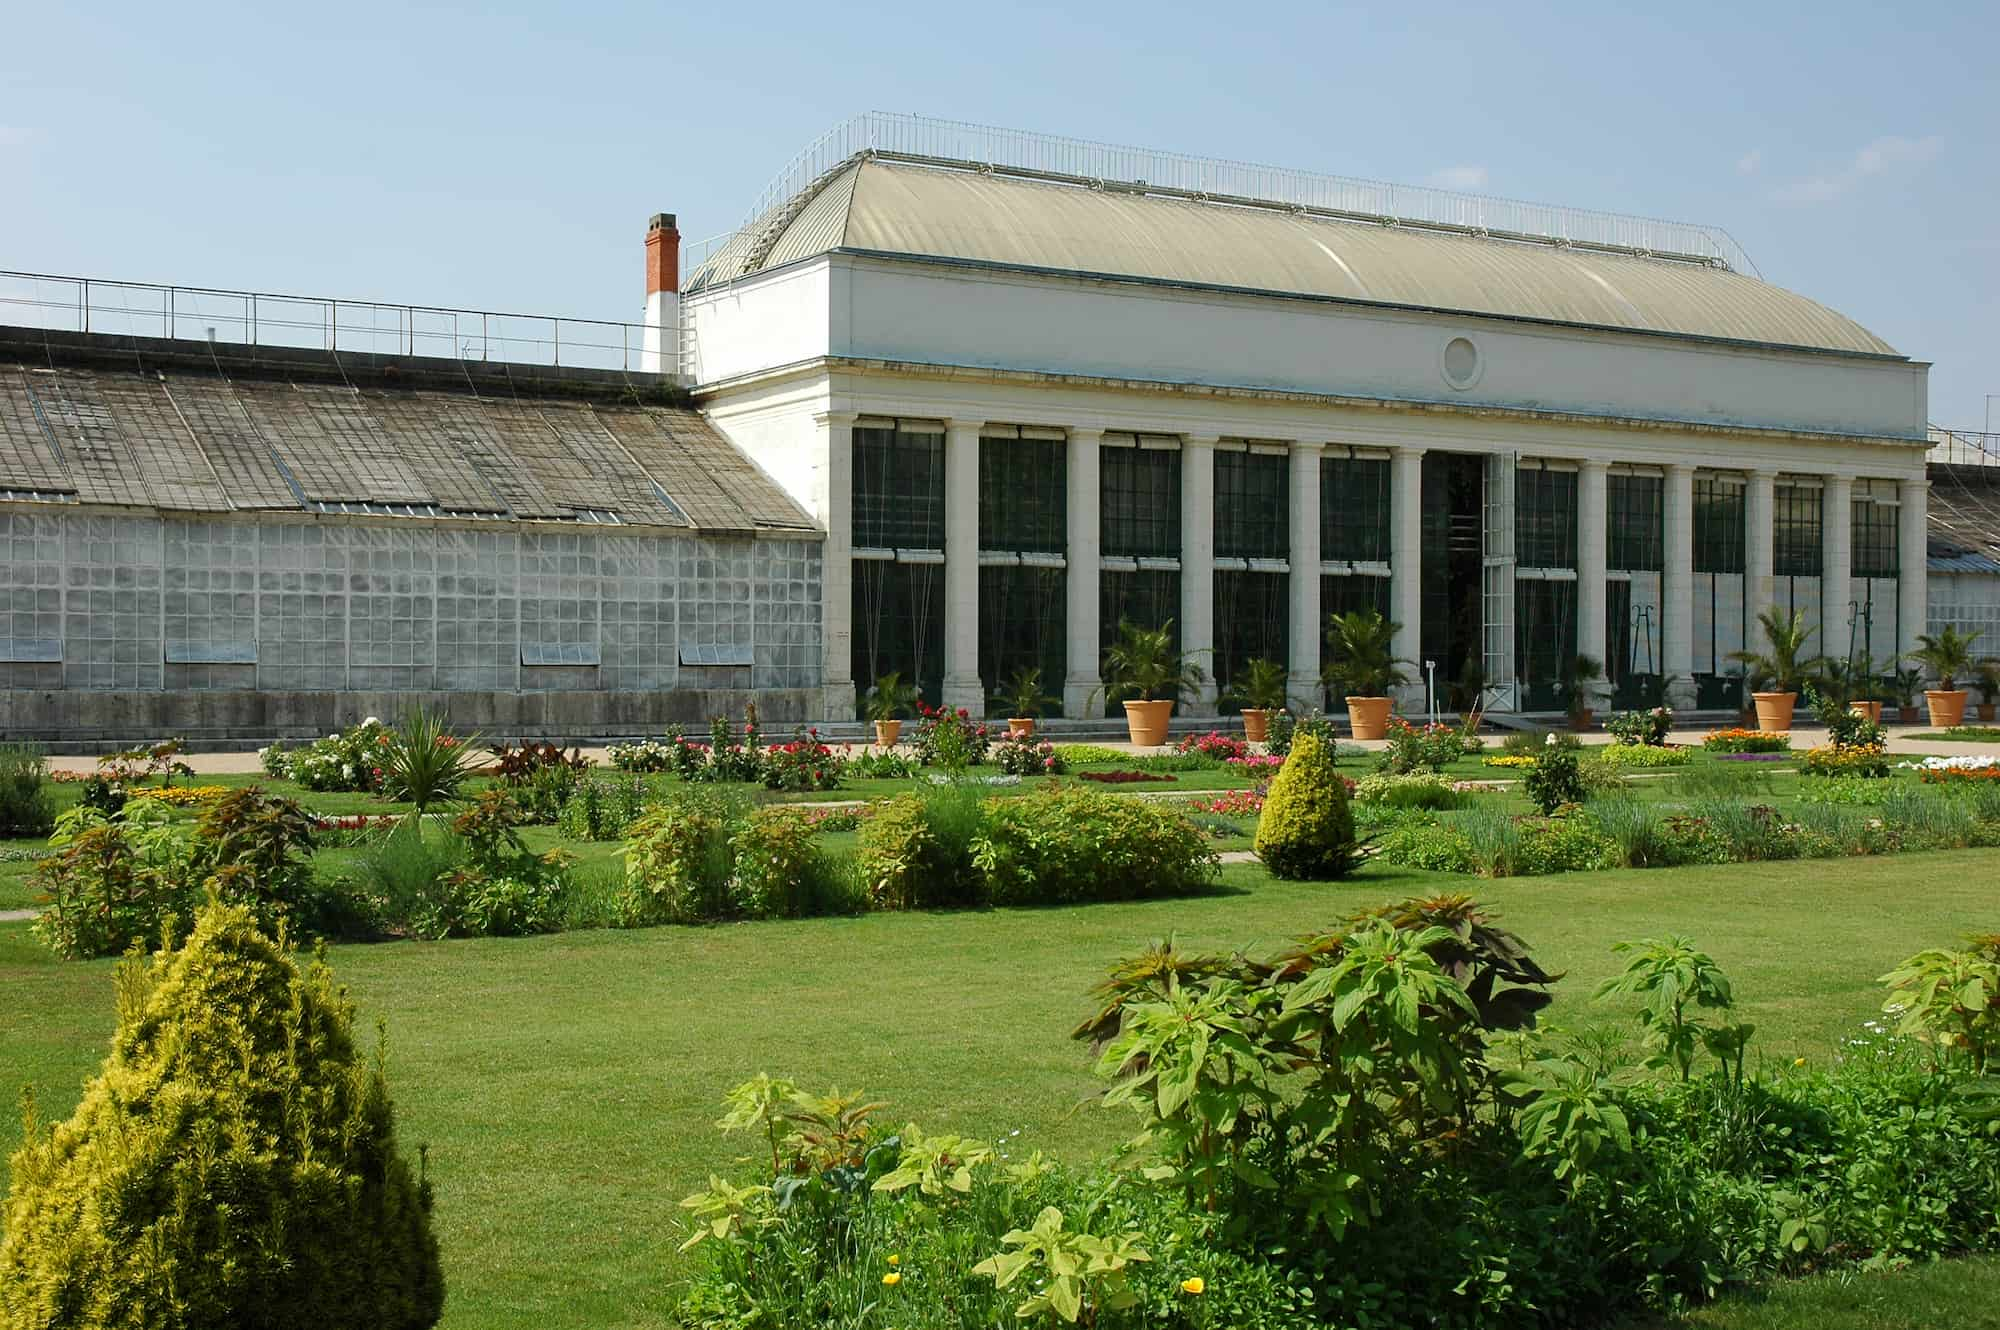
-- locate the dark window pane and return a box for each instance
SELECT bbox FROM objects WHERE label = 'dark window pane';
[1213,570,1288,696]
[1607,473,1664,572]
[1101,446,1181,558]
[853,424,944,549]
[1515,579,1578,711]
[1693,476,1746,574]
[1215,450,1289,560]
[1516,467,1578,569]
[1321,456,1390,562]
[851,559,944,714]
[978,435,1067,553]
[1853,499,1899,578]
[979,565,1066,704]
[1773,483,1823,577]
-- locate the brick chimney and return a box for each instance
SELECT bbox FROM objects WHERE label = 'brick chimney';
[641,212,681,377]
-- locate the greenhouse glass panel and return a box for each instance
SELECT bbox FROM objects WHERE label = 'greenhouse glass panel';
[979,565,1066,706]
[1213,570,1288,697]
[853,422,944,550]
[1852,499,1899,578]
[1607,473,1664,572]
[1101,443,1180,558]
[1693,477,1746,574]
[1515,467,1577,569]
[978,433,1066,553]
[1320,573,1391,623]
[1320,455,1390,562]
[1515,580,1578,711]
[1100,569,1180,655]
[851,559,944,714]
[1215,449,1288,560]
[1773,483,1823,577]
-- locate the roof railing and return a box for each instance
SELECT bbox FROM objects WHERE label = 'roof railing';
[685,111,1758,284]
[1929,426,2000,468]
[0,271,653,373]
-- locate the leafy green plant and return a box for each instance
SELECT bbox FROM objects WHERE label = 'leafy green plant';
[1728,606,1825,695]
[1560,654,1607,722]
[617,789,743,924]
[1524,734,1586,814]
[1254,732,1359,879]
[1878,944,2000,1073]
[0,900,443,1329]
[1321,608,1408,699]
[1224,656,1291,712]
[971,1205,1150,1325]
[728,806,860,919]
[1595,936,1742,1082]
[191,786,321,932]
[0,742,54,837]
[1505,1054,1634,1190]
[973,786,1218,906]
[857,783,985,910]
[996,666,1057,719]
[1100,619,1204,705]
[865,671,920,722]
[1908,624,1985,691]
[379,705,481,822]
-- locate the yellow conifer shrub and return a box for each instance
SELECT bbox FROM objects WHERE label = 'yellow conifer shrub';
[1253,731,1359,880]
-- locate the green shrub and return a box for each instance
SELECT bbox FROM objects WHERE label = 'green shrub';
[0,743,54,837]
[1589,797,1686,868]
[1593,742,1693,769]
[191,786,321,933]
[856,784,986,910]
[618,790,742,925]
[405,790,571,938]
[1254,733,1359,879]
[729,807,860,918]
[1372,815,1474,873]
[1376,718,1465,774]
[556,775,650,841]
[350,821,467,934]
[1516,813,1619,875]
[973,787,1218,905]
[0,901,443,1329]
[1449,803,1523,877]
[30,804,200,960]
[1353,770,1468,810]
[1524,734,1586,814]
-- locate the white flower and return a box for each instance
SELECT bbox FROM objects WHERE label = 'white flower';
[1544,733,1557,746]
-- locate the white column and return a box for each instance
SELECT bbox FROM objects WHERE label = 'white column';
[1287,441,1322,708]
[1389,446,1426,711]
[1898,473,1929,664]
[1063,428,1103,718]
[1745,468,1777,644]
[815,410,857,720]
[1179,435,1219,713]
[942,418,985,713]
[1821,473,1853,662]
[1577,460,1609,677]
[1662,463,1696,708]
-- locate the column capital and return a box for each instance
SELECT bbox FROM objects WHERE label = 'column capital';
[1068,425,1106,443]
[1822,470,1856,488]
[1182,433,1222,450]
[1390,443,1428,460]
[1579,456,1610,474]
[1899,473,1930,494]
[1747,466,1780,482]
[944,416,986,435]
[1289,439,1324,456]
[1665,460,1695,477]
[812,409,860,429]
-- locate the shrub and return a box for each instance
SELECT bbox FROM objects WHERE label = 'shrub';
[350,821,467,935]
[1253,733,1359,879]
[1077,769,1175,784]
[1588,797,1704,869]
[191,786,321,933]
[1516,813,1619,875]
[1605,705,1675,746]
[1373,815,1474,872]
[271,718,394,791]
[606,737,676,773]
[848,748,918,779]
[1264,707,1340,758]
[1352,770,1468,810]
[760,727,843,792]
[510,760,589,823]
[378,706,481,819]
[618,790,743,925]
[974,787,1218,906]
[993,731,1064,776]
[856,784,985,910]
[1593,742,1693,769]
[1524,734,1586,814]
[489,740,590,785]
[0,901,443,1329]
[729,807,860,918]
[1377,718,1465,774]
[0,743,54,837]
[556,775,650,841]
[30,804,200,960]
[1177,730,1250,761]
[76,774,127,817]
[420,789,571,938]
[1450,803,1523,877]
[912,704,991,769]
[1799,742,1890,778]
[1701,727,1791,754]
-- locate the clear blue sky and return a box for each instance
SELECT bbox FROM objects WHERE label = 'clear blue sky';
[4,0,1994,429]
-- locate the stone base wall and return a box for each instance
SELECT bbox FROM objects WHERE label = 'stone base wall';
[0,688,821,751]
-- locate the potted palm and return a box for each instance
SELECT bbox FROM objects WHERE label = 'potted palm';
[1561,654,1608,731]
[864,672,919,747]
[1101,619,1204,747]
[1726,607,1823,733]
[1908,626,1985,729]
[1826,650,1884,725]
[1224,656,1290,744]
[1321,608,1408,741]
[1975,660,2000,724]
[1887,666,1923,725]
[996,666,1056,738]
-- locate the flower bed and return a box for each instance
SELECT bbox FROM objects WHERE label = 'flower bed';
[1916,766,2000,786]
[126,784,233,807]
[1482,754,1537,770]
[1224,754,1286,772]
[1176,730,1249,762]
[1593,743,1694,769]
[607,738,676,773]
[1187,786,1268,816]
[1714,752,1791,763]
[1799,743,1889,778]
[1078,770,1177,784]
[1901,754,2000,774]
[1702,727,1791,754]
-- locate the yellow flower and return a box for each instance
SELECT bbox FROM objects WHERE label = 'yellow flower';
[1793,1057,1807,1067]
[887,1253,900,1266]
[1180,1277,1206,1295]
[882,1272,901,1287]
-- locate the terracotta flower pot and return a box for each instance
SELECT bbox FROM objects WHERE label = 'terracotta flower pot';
[1007,717,1036,738]
[1122,699,1175,747]
[1751,691,1796,733]
[1569,709,1594,732]
[1849,701,1883,725]
[1241,708,1272,743]
[1926,690,1969,729]
[872,719,903,747]
[1346,696,1393,741]
[1980,703,1997,723]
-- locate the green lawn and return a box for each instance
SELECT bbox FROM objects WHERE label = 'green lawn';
[5,848,1998,1329]
[1627,1256,2000,1329]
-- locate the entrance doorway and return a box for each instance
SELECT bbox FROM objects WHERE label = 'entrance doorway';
[1420,452,1485,710]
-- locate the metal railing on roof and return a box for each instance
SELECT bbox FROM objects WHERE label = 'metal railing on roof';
[684,111,1759,285]
[0,271,654,373]
[1929,426,2000,468]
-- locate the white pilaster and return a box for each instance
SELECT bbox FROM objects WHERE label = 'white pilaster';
[1287,441,1322,708]
[1180,435,1219,712]
[1662,463,1695,708]
[942,418,985,713]
[814,410,857,720]
[1897,473,1929,663]
[1577,459,1609,677]
[1745,468,1777,643]
[1821,473,1854,662]
[1064,428,1103,718]
[1390,446,1426,711]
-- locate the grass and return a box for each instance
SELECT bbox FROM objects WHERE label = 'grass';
[1626,1256,2000,1328]
[5,848,2000,1329]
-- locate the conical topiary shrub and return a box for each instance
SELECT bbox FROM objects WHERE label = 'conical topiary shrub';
[1,900,444,1330]
[1254,731,1359,880]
